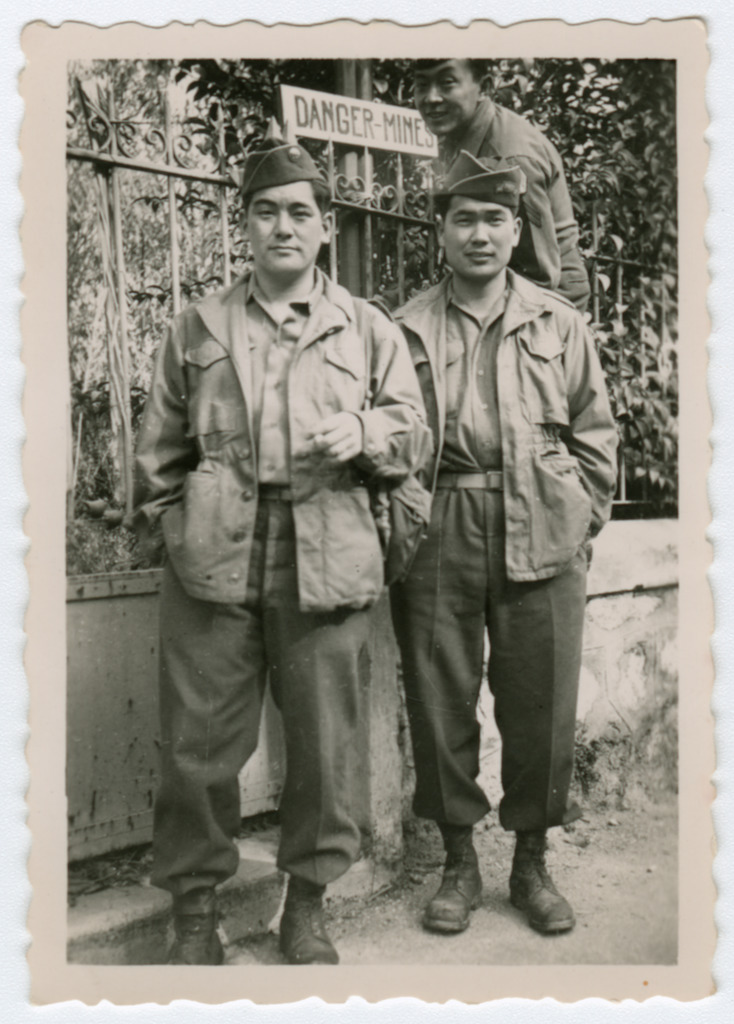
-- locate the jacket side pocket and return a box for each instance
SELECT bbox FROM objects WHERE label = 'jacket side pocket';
[162,470,221,583]
[529,450,591,571]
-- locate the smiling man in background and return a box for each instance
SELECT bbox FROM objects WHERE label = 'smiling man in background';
[413,58,590,311]
[392,153,616,937]
[134,138,430,966]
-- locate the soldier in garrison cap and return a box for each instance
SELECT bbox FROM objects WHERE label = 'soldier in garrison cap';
[134,137,431,965]
[391,154,617,937]
[413,59,591,311]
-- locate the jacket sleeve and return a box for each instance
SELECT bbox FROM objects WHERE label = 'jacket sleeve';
[561,314,618,537]
[546,143,591,311]
[132,320,197,555]
[352,306,433,481]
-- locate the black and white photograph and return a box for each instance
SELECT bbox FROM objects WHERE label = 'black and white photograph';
[20,16,712,1006]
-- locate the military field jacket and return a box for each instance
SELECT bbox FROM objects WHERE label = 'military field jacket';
[441,99,591,311]
[133,270,432,611]
[395,271,618,582]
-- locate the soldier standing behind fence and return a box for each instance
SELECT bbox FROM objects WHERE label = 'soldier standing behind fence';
[412,58,590,311]
[133,138,430,965]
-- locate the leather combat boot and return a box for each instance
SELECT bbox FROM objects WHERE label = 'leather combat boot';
[279,877,339,965]
[167,887,224,965]
[423,824,483,934]
[509,830,576,934]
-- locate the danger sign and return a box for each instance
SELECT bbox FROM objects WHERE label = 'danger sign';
[280,84,438,157]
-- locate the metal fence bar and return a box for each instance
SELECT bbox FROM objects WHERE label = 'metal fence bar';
[164,97,182,316]
[427,164,436,281]
[638,297,649,502]
[591,200,601,325]
[615,260,627,502]
[218,114,232,287]
[108,96,134,515]
[362,146,374,297]
[594,251,677,276]
[331,199,432,228]
[396,153,406,306]
[327,139,338,282]
[67,146,235,187]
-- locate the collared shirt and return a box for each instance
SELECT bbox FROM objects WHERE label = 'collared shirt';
[440,280,507,473]
[245,272,324,484]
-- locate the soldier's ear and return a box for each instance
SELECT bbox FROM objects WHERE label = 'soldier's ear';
[321,209,334,244]
[513,215,522,246]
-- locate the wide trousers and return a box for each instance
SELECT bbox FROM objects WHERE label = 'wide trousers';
[153,496,371,897]
[391,488,587,833]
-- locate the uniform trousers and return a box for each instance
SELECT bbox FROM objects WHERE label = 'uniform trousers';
[391,488,587,833]
[153,495,371,897]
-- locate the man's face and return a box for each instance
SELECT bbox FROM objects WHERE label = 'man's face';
[243,180,332,282]
[438,196,521,284]
[413,60,483,139]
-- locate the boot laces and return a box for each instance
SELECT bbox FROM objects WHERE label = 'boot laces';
[524,847,561,896]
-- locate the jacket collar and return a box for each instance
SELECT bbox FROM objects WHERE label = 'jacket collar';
[394,276,451,350]
[501,270,551,335]
[396,269,550,349]
[244,268,324,315]
[195,267,356,352]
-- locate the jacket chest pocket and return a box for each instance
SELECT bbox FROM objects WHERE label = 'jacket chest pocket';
[319,333,366,411]
[517,328,569,426]
[184,339,241,456]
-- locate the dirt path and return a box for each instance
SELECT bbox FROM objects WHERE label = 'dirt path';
[229,798,677,966]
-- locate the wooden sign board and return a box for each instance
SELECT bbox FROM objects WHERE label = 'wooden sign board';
[280,84,439,157]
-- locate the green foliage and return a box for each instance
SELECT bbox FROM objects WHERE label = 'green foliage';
[482,59,678,511]
[66,519,161,576]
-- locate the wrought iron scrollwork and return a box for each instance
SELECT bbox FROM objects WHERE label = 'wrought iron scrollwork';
[404,187,430,220]
[73,83,114,152]
[334,173,369,205]
[334,172,427,219]
[68,78,225,176]
[373,181,399,213]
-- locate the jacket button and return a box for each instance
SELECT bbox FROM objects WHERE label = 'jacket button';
[237,448,250,460]
[241,490,252,501]
[229,572,240,582]
[232,530,246,543]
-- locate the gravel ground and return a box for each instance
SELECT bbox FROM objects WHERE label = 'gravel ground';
[228,796,677,966]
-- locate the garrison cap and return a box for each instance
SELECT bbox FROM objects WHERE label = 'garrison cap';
[241,142,326,198]
[437,152,527,211]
